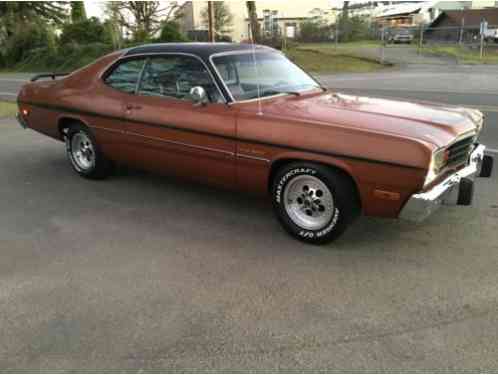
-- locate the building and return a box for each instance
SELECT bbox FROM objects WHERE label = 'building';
[180,1,337,42]
[425,8,498,42]
[347,0,497,27]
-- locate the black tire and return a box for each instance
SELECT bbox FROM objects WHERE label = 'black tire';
[480,155,494,178]
[271,162,361,245]
[65,123,113,180]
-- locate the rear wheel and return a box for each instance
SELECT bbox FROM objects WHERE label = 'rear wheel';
[65,123,113,179]
[272,162,360,245]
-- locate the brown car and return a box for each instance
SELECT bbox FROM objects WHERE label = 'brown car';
[16,43,494,244]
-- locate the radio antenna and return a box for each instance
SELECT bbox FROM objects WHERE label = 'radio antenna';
[251,40,263,116]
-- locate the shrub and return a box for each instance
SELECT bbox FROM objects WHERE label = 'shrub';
[299,20,332,43]
[156,22,189,43]
[60,17,106,45]
[4,22,54,66]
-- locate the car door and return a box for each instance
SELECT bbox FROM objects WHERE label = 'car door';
[95,57,148,163]
[120,54,237,189]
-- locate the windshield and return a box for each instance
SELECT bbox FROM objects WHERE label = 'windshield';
[212,51,321,102]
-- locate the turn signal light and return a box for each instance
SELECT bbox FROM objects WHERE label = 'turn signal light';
[374,189,401,201]
[21,108,29,117]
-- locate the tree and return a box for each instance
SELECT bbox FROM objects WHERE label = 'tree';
[103,2,124,49]
[3,21,56,66]
[338,1,352,42]
[70,2,87,23]
[107,1,185,42]
[246,1,261,43]
[0,2,67,66]
[299,20,331,43]
[201,2,234,39]
[0,2,67,37]
[60,17,106,45]
[156,21,189,42]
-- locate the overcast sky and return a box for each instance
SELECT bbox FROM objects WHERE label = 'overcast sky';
[83,0,431,20]
[84,1,105,19]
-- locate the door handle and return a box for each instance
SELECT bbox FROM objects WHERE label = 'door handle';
[126,104,142,110]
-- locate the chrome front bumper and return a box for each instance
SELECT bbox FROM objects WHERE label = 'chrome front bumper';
[399,144,489,222]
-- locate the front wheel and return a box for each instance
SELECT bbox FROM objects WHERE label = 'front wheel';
[65,123,113,179]
[272,163,360,245]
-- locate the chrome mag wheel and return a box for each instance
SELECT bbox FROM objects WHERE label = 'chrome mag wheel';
[70,132,95,171]
[283,175,335,231]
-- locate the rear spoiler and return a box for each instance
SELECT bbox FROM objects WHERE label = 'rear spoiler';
[30,73,70,82]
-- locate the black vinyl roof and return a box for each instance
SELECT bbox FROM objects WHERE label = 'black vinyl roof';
[122,43,277,104]
[125,43,275,62]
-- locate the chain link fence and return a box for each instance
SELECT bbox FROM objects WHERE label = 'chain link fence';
[293,22,498,65]
[364,24,498,64]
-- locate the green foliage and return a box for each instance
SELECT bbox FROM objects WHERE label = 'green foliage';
[60,17,106,45]
[15,43,113,72]
[71,2,87,22]
[156,22,189,43]
[338,14,372,42]
[201,2,234,39]
[3,22,56,66]
[0,2,68,29]
[103,19,123,50]
[299,20,332,43]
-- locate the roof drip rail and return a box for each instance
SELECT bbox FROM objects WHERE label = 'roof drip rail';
[30,73,70,82]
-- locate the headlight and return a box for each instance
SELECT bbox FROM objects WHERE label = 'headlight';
[466,109,484,133]
[424,148,448,186]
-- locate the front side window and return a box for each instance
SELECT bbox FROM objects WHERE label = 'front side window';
[104,59,146,94]
[212,51,321,101]
[137,56,223,103]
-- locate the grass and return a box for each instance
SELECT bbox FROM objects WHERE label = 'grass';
[285,42,387,74]
[298,41,382,56]
[3,40,388,75]
[0,101,17,118]
[422,44,498,64]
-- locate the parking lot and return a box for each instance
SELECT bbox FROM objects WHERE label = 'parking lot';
[1,67,498,371]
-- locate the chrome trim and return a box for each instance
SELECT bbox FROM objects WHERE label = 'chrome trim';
[400,144,486,222]
[90,126,125,135]
[424,130,478,187]
[237,154,271,163]
[127,130,235,157]
[208,49,322,105]
[100,52,228,104]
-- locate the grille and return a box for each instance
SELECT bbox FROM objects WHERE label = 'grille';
[446,135,475,169]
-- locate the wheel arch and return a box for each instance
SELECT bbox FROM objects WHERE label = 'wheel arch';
[57,116,91,141]
[268,154,362,210]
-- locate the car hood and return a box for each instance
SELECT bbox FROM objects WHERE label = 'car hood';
[254,92,482,149]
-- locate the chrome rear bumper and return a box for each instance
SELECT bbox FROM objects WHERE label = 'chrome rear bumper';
[399,144,490,222]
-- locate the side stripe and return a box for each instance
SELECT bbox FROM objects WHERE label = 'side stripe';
[19,100,423,170]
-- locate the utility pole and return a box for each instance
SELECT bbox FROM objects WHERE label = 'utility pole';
[380,26,385,64]
[335,14,339,49]
[459,16,465,45]
[207,1,215,42]
[418,24,424,54]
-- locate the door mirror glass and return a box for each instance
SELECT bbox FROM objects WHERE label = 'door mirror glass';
[190,86,208,106]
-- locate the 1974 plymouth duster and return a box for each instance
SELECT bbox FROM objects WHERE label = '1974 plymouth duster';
[17,43,494,244]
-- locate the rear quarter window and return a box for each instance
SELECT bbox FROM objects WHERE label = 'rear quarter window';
[104,59,146,94]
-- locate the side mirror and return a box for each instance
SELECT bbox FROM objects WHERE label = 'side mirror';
[190,86,208,106]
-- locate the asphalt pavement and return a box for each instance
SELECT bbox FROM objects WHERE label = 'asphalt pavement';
[1,67,498,371]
